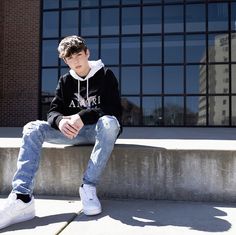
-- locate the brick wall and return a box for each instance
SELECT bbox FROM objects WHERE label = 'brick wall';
[0,0,41,127]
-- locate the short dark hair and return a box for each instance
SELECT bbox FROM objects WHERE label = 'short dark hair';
[58,35,87,59]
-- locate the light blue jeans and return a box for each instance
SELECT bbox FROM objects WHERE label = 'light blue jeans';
[12,115,120,196]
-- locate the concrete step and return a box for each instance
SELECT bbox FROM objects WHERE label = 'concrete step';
[1,127,236,202]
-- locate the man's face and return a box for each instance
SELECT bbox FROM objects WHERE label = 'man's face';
[64,50,90,76]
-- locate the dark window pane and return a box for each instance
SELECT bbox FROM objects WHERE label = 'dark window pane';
[232,65,236,93]
[81,9,99,36]
[164,66,184,94]
[231,33,236,62]
[101,38,119,65]
[122,0,140,4]
[164,5,183,33]
[121,97,141,125]
[232,96,236,125]
[86,38,99,60]
[143,97,162,126]
[186,96,206,126]
[81,0,99,7]
[61,11,78,36]
[143,66,162,94]
[165,0,183,2]
[142,0,161,3]
[164,35,184,63]
[43,12,59,38]
[231,3,236,31]
[62,0,79,8]
[101,8,119,35]
[186,65,206,94]
[101,0,119,6]
[208,3,228,32]
[42,69,58,95]
[143,36,161,64]
[209,96,229,125]
[122,7,140,34]
[208,65,229,94]
[43,0,59,9]
[208,34,229,63]
[164,96,184,125]
[42,40,58,66]
[122,37,140,64]
[186,4,205,32]
[121,67,140,95]
[186,34,206,63]
[143,6,161,34]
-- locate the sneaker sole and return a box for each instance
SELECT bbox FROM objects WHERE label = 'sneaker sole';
[83,208,102,216]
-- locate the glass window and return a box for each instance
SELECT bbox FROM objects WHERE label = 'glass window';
[62,0,79,8]
[231,33,236,62]
[43,12,59,38]
[186,65,206,94]
[42,40,58,67]
[186,96,206,126]
[121,97,141,125]
[231,3,236,31]
[42,69,58,95]
[165,0,183,2]
[208,65,229,94]
[164,35,184,63]
[81,0,99,7]
[122,0,140,4]
[143,6,161,34]
[143,66,162,94]
[121,67,140,95]
[208,34,229,63]
[164,5,183,33]
[232,96,236,126]
[143,36,161,64]
[186,4,205,32]
[86,38,99,60]
[164,96,184,125]
[81,9,99,36]
[101,38,119,65]
[186,34,206,63]
[143,97,162,126]
[208,96,229,126]
[101,8,119,35]
[164,66,184,94]
[122,37,140,64]
[208,3,228,32]
[142,0,161,3]
[61,11,78,36]
[43,0,59,9]
[122,7,140,34]
[60,68,69,77]
[231,65,236,93]
[101,0,119,6]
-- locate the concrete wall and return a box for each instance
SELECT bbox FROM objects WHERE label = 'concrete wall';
[1,145,236,202]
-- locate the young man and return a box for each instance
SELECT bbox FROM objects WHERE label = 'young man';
[0,36,122,229]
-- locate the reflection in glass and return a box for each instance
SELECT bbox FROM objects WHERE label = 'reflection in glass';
[186,96,206,126]
[143,36,161,64]
[122,7,140,34]
[101,0,119,5]
[61,11,78,36]
[143,66,161,94]
[101,38,119,65]
[43,12,59,38]
[164,5,183,33]
[232,96,236,126]
[121,67,140,95]
[42,69,58,95]
[86,38,99,60]
[42,40,58,66]
[143,97,162,126]
[164,66,183,94]
[164,35,183,63]
[186,65,206,94]
[143,6,161,34]
[62,0,79,8]
[209,96,229,125]
[81,0,99,7]
[186,4,205,32]
[122,37,140,64]
[208,34,229,63]
[232,65,236,93]
[164,96,184,125]
[122,0,140,4]
[43,0,59,9]
[231,33,236,62]
[101,8,119,35]
[231,3,236,31]
[121,97,140,125]
[208,65,229,94]
[186,34,206,63]
[208,3,228,32]
[81,9,98,36]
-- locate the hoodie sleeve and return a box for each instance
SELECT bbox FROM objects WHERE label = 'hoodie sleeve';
[78,69,122,125]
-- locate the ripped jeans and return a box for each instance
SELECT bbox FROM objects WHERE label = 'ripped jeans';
[12,115,120,196]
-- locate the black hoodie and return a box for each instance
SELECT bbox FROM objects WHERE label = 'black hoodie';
[47,60,122,131]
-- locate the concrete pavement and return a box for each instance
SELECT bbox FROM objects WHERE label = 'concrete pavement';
[0,197,236,235]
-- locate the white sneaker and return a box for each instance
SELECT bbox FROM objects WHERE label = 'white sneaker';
[79,184,102,216]
[0,193,35,230]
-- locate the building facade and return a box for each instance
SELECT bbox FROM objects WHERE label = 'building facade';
[1,0,236,127]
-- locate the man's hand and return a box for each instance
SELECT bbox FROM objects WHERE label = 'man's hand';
[58,114,84,139]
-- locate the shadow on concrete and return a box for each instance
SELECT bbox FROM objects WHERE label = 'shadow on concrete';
[77,199,233,233]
